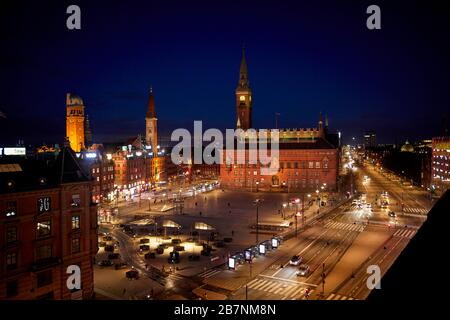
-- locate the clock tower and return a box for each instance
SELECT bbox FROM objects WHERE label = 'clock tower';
[66,93,85,152]
[236,47,252,130]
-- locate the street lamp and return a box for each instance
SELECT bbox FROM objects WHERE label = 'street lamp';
[253,199,263,244]
[295,211,301,237]
[282,203,287,219]
[256,181,259,193]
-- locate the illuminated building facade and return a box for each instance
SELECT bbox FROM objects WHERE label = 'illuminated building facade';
[0,146,98,300]
[66,93,85,152]
[432,136,450,194]
[220,51,339,192]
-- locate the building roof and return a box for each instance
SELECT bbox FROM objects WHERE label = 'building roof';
[229,137,337,150]
[0,145,90,194]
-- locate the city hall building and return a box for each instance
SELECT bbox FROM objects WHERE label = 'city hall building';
[219,50,339,192]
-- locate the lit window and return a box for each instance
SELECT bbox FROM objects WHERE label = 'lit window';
[72,216,80,230]
[37,220,51,238]
[71,194,81,207]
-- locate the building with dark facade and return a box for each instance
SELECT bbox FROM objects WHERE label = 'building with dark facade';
[0,145,98,300]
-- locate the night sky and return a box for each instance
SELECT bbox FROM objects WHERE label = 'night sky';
[1,0,449,146]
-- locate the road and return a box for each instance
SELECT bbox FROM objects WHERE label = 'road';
[225,158,429,300]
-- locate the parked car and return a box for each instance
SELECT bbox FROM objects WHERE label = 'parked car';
[223,237,233,243]
[174,245,185,251]
[126,270,139,279]
[104,245,115,252]
[140,238,150,244]
[171,239,181,245]
[144,252,156,259]
[98,260,113,267]
[108,253,120,260]
[296,264,310,277]
[139,245,150,252]
[289,255,303,266]
[155,247,164,254]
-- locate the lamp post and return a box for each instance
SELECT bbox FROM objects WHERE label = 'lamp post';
[282,203,287,220]
[256,181,259,193]
[254,199,263,244]
[295,212,301,237]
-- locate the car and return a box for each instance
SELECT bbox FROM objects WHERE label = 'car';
[104,245,115,252]
[289,255,302,266]
[126,269,139,279]
[108,253,120,260]
[139,245,150,252]
[296,264,310,277]
[388,211,396,218]
[98,259,113,267]
[140,238,150,244]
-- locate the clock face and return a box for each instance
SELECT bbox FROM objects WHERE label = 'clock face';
[240,95,246,101]
[38,197,51,213]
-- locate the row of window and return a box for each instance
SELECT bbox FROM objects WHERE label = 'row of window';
[4,194,84,218]
[5,239,81,272]
[5,215,80,245]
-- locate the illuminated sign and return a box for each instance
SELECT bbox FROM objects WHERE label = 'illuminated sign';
[135,151,142,156]
[38,197,51,213]
[259,244,266,255]
[228,257,235,269]
[85,152,97,159]
[3,147,26,156]
[106,154,112,160]
[271,238,278,249]
[244,249,252,262]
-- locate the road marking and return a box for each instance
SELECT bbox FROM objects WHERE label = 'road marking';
[289,287,305,298]
[259,274,318,287]
[271,228,330,277]
[251,280,268,290]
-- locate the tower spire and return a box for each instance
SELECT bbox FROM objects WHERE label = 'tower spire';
[238,44,249,89]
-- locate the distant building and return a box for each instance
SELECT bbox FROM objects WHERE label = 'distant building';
[84,115,93,148]
[431,136,450,194]
[220,49,339,192]
[364,131,377,148]
[0,145,98,300]
[400,140,415,153]
[66,93,85,152]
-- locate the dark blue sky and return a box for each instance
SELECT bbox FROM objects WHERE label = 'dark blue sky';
[1,0,449,146]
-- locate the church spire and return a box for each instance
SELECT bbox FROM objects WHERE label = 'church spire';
[238,45,250,89]
[146,86,156,118]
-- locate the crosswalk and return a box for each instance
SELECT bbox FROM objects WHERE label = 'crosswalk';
[403,207,428,215]
[198,268,222,279]
[246,278,313,300]
[393,228,416,239]
[326,293,356,300]
[324,221,365,233]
